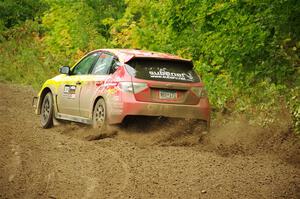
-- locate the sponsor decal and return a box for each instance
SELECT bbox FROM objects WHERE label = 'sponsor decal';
[63,85,76,99]
[98,77,119,95]
[64,86,70,93]
[148,68,194,81]
[107,87,118,95]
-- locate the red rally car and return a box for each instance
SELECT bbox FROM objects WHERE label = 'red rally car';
[34,49,210,131]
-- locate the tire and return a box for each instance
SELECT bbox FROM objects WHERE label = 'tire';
[41,92,54,128]
[92,98,107,131]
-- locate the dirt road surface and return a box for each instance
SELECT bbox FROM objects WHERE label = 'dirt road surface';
[0,83,299,199]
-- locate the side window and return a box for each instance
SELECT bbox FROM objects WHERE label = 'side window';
[91,53,115,75]
[72,53,99,75]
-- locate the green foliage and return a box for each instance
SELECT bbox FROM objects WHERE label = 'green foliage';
[0,0,126,89]
[0,0,299,132]
[288,87,300,134]
[42,0,125,62]
[0,21,57,89]
[109,0,300,132]
[0,0,48,28]
[42,1,107,60]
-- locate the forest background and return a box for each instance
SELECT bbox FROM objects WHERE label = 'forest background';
[0,0,299,133]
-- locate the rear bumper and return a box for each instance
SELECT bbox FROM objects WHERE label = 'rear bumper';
[107,94,210,125]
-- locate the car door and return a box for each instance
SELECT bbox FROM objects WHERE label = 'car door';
[79,52,116,118]
[57,52,100,116]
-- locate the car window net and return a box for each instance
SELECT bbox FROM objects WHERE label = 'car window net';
[92,53,113,75]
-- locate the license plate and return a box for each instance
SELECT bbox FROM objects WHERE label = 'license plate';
[159,90,177,99]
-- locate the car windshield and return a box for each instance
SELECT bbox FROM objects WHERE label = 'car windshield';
[126,58,200,83]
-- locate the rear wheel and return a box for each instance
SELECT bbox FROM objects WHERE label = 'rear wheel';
[92,98,107,131]
[41,92,54,128]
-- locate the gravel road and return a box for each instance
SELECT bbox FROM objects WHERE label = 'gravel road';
[0,83,299,199]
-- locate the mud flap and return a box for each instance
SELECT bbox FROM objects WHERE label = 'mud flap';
[32,97,38,108]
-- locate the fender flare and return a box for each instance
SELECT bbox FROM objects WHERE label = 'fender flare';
[37,86,58,115]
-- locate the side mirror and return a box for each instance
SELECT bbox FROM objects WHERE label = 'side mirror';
[59,66,70,75]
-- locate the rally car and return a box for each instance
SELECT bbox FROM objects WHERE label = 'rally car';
[33,49,210,131]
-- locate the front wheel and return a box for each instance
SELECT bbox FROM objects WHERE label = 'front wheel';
[92,98,107,131]
[41,92,54,128]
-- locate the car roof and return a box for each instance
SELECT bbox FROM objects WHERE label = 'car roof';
[93,49,191,63]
